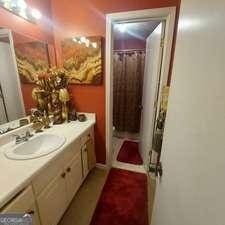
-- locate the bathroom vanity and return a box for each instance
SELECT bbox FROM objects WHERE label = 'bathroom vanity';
[0,27,97,225]
[0,113,96,225]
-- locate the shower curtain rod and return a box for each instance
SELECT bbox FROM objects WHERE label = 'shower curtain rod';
[113,49,145,52]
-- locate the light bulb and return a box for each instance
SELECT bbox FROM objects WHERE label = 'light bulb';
[19,9,27,18]
[92,42,97,48]
[3,0,12,9]
[17,0,27,9]
[85,39,90,47]
[80,36,86,43]
[31,8,42,20]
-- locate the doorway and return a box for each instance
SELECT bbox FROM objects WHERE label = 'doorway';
[106,7,176,171]
[111,20,163,173]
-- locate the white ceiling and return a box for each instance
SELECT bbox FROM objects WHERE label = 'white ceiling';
[113,21,161,41]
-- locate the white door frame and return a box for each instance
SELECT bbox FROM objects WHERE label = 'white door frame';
[105,7,176,167]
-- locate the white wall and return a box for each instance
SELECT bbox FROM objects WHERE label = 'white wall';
[0,41,25,122]
[151,0,225,225]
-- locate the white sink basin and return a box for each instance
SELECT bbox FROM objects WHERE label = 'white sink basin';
[4,134,66,160]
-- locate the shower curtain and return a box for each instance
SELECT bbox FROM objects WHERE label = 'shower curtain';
[113,50,145,133]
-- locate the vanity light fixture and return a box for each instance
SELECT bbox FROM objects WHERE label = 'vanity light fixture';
[17,0,27,10]
[0,0,42,23]
[2,0,11,9]
[71,37,97,49]
[31,8,42,20]
[9,0,16,10]
[17,0,27,18]
[19,9,27,18]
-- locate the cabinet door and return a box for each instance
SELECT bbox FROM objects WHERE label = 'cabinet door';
[37,171,67,225]
[81,144,89,178]
[2,186,40,225]
[65,153,83,204]
[32,156,63,196]
[86,138,96,170]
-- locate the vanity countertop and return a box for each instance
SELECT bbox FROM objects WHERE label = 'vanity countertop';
[0,113,96,209]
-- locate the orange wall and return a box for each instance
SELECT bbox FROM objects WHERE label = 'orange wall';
[51,0,180,164]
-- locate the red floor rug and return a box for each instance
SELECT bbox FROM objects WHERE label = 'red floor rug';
[90,168,148,225]
[117,140,143,165]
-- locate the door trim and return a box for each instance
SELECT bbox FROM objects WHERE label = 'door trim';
[105,7,176,167]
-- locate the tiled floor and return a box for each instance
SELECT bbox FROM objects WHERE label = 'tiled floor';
[59,168,156,225]
[112,136,146,173]
[58,168,108,225]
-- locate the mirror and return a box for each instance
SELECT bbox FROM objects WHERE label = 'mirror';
[12,31,51,117]
[0,28,55,133]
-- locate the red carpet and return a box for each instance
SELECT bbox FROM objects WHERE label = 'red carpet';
[90,168,148,225]
[117,140,143,165]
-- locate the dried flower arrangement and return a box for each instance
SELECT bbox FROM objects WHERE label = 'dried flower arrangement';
[31,68,72,124]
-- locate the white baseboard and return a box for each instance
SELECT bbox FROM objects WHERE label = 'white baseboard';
[96,163,108,170]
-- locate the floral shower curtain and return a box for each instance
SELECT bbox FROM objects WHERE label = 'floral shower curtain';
[113,50,145,133]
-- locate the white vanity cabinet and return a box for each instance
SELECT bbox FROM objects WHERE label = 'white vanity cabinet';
[34,140,82,225]
[33,126,96,225]
[1,186,41,225]
[0,125,96,225]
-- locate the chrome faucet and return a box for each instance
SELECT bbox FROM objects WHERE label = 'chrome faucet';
[13,131,33,144]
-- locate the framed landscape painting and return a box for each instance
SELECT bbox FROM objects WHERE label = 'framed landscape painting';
[61,36,102,85]
[13,32,50,83]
